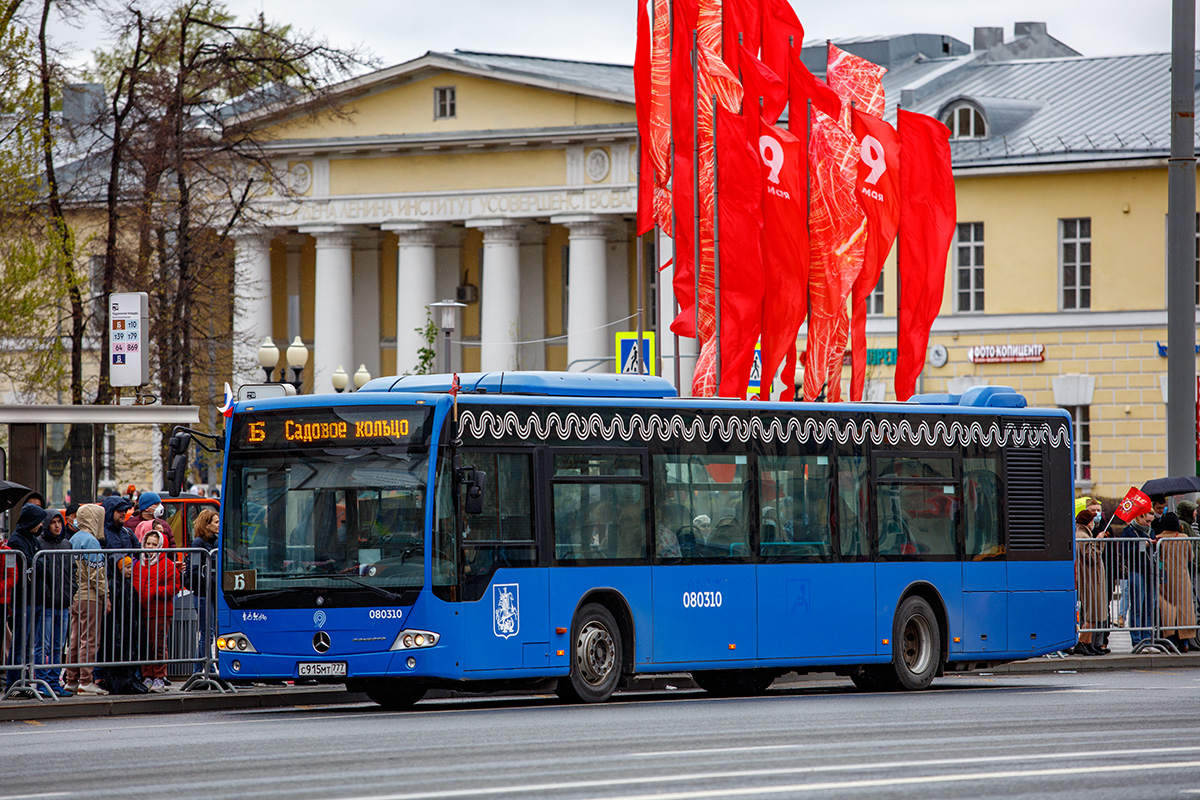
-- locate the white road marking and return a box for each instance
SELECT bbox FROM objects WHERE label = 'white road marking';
[310,753,1200,800]
[0,794,71,800]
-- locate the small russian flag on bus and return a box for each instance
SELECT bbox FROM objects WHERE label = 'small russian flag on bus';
[219,382,235,417]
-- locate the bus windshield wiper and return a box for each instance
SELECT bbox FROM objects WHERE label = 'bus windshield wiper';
[318,574,406,602]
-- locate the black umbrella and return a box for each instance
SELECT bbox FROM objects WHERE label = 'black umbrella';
[1139,475,1200,497]
[0,480,31,513]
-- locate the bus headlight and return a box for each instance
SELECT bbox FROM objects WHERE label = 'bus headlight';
[390,629,440,651]
[219,633,258,653]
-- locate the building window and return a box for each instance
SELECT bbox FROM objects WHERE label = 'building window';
[940,103,986,139]
[867,272,884,316]
[561,244,570,333]
[1194,213,1198,306]
[956,222,984,312]
[1062,405,1091,483]
[1060,217,1091,310]
[434,86,456,120]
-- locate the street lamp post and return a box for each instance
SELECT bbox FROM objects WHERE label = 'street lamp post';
[286,336,309,392]
[331,365,349,393]
[427,299,467,374]
[257,337,280,382]
[353,364,372,391]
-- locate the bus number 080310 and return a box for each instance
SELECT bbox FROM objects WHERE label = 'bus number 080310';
[682,591,722,608]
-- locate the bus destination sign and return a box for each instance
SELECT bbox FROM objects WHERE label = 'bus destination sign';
[234,407,432,449]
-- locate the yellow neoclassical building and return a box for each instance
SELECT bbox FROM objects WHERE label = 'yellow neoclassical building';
[231,50,671,400]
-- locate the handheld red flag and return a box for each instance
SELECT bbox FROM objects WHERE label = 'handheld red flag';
[1114,486,1153,523]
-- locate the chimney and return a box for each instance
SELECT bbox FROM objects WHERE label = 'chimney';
[973,27,1003,51]
[1014,22,1048,38]
[62,83,106,127]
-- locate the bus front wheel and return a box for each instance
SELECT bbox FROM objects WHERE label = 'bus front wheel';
[363,678,427,710]
[557,603,623,703]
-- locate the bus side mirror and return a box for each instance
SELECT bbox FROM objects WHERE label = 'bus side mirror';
[458,468,487,515]
[165,432,192,497]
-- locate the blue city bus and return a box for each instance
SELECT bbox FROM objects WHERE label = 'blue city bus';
[208,372,1076,707]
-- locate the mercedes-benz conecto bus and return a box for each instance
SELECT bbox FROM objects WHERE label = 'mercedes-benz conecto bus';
[197,372,1075,707]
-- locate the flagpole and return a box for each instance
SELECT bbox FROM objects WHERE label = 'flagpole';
[805,95,813,401]
[895,103,903,400]
[712,92,722,393]
[668,0,680,391]
[692,29,701,346]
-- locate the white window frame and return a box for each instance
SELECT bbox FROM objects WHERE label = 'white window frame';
[1062,405,1091,486]
[1059,217,1091,311]
[866,272,884,316]
[955,222,984,313]
[434,86,456,120]
[941,103,987,139]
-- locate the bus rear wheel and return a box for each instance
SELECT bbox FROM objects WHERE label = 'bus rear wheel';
[850,597,941,691]
[363,678,427,710]
[557,603,622,703]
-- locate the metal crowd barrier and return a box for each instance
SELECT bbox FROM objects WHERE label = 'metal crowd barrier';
[1074,534,1200,656]
[2,546,231,701]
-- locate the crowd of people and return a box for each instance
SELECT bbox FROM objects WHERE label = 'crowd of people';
[1071,493,1198,656]
[0,488,218,698]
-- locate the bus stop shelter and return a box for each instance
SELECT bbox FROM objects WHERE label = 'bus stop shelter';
[0,404,200,524]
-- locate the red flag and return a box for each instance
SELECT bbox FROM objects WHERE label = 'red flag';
[634,0,655,235]
[723,0,762,74]
[849,107,900,401]
[760,0,804,81]
[738,44,786,125]
[756,117,807,400]
[669,0,699,338]
[787,45,841,123]
[1115,486,1153,522]
[713,103,765,398]
[895,108,956,402]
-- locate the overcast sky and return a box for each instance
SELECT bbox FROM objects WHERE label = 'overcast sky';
[48,0,1188,72]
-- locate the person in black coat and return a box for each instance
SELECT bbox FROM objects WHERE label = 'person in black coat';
[32,510,73,696]
[94,555,147,695]
[100,496,137,554]
[3,504,45,690]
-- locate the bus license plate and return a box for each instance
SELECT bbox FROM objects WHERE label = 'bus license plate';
[298,662,347,677]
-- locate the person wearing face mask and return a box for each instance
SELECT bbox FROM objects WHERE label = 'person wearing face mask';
[133,530,179,693]
[32,510,74,696]
[1072,498,1109,656]
[124,491,164,537]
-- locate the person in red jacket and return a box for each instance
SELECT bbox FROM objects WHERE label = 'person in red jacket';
[0,542,16,673]
[132,530,179,693]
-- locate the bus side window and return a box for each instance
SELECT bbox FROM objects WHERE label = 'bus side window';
[651,453,749,560]
[964,457,1003,559]
[838,455,870,559]
[759,455,832,559]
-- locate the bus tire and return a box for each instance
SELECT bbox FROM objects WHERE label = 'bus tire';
[888,595,941,690]
[557,603,622,703]
[364,678,427,710]
[692,669,775,697]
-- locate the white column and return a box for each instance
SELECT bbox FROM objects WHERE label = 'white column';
[607,221,630,337]
[434,227,466,374]
[284,234,305,344]
[384,223,441,375]
[232,232,273,388]
[468,219,523,372]
[302,225,355,394]
[352,231,381,380]
[554,214,609,372]
[519,224,547,371]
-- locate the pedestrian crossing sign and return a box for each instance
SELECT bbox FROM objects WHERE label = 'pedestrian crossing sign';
[748,342,762,396]
[616,332,656,375]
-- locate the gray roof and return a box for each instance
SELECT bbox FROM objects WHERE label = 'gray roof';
[889,52,1199,168]
[432,50,634,100]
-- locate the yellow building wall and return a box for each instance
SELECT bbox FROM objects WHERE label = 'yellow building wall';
[264,73,633,142]
[545,225,568,371]
[330,148,566,196]
[954,167,1167,315]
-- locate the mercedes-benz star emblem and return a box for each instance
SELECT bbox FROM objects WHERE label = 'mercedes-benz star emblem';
[313,631,331,654]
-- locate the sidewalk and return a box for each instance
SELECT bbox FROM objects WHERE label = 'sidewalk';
[3,633,1195,723]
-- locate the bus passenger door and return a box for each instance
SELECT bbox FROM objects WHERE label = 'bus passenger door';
[961,458,1007,656]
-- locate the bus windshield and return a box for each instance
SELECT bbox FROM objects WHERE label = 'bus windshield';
[223,406,436,605]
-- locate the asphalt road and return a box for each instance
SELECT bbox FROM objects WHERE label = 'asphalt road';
[2,670,1198,800]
